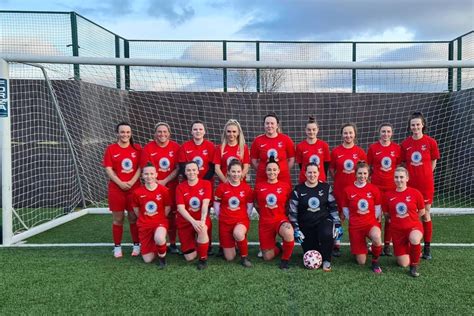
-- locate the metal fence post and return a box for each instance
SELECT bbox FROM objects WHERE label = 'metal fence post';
[352,42,357,93]
[124,40,130,90]
[448,41,454,92]
[223,40,227,92]
[256,41,260,92]
[457,37,462,91]
[115,35,121,89]
[70,12,80,80]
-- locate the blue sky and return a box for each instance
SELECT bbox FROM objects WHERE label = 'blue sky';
[2,0,473,41]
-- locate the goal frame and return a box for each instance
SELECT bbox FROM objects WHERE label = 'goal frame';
[1,55,473,246]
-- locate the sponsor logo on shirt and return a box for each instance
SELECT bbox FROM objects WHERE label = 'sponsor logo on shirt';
[395,202,408,218]
[307,197,320,212]
[381,157,392,171]
[145,201,158,215]
[159,157,171,171]
[228,197,240,210]
[189,197,201,211]
[193,156,204,168]
[357,199,369,215]
[343,159,355,173]
[410,151,423,166]
[265,193,278,208]
[267,149,278,161]
[121,158,133,173]
[309,154,320,165]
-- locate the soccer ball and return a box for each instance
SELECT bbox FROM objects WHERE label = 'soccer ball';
[303,250,322,270]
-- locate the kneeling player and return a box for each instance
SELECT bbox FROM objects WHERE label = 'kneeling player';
[254,158,295,270]
[176,161,212,270]
[214,160,254,267]
[342,161,384,274]
[132,163,171,268]
[383,167,425,277]
[289,163,342,272]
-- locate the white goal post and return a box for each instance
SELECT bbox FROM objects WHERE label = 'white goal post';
[1,54,473,246]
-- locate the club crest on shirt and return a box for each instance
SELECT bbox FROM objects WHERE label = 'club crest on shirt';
[159,157,170,171]
[240,191,245,198]
[343,159,355,173]
[309,154,320,165]
[318,148,323,154]
[410,151,423,166]
[203,149,208,156]
[406,196,412,202]
[131,152,137,158]
[198,189,205,196]
[390,151,396,157]
[307,197,320,212]
[169,151,174,157]
[193,156,204,168]
[145,201,158,215]
[381,157,392,171]
[319,190,324,196]
[395,202,408,217]
[228,197,240,210]
[265,193,278,208]
[367,192,373,199]
[121,158,133,173]
[278,142,283,148]
[352,154,358,159]
[421,145,427,151]
[155,194,162,201]
[357,199,369,214]
[189,197,201,211]
[276,187,283,194]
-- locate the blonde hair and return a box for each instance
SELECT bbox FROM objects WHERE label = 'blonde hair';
[395,166,409,178]
[154,122,171,133]
[220,119,246,159]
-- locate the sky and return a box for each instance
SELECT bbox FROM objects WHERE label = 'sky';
[2,0,473,41]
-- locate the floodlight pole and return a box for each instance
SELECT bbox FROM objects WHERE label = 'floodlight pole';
[0,59,13,246]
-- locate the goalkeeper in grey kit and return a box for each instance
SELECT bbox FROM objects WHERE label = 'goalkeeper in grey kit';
[288,162,343,271]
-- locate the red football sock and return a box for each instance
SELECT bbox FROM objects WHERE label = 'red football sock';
[129,223,139,244]
[157,243,167,258]
[423,221,433,243]
[112,224,123,245]
[371,244,382,261]
[197,242,209,260]
[409,243,421,266]
[236,238,249,257]
[384,220,392,245]
[281,240,295,261]
[273,246,281,257]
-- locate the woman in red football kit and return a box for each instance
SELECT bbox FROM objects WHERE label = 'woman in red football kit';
[254,158,295,270]
[330,122,366,256]
[175,161,212,270]
[102,122,141,258]
[401,112,439,260]
[214,160,254,267]
[132,163,171,268]
[367,123,401,256]
[251,113,295,187]
[178,120,215,254]
[214,119,250,183]
[383,167,425,277]
[342,161,384,274]
[296,116,330,184]
[140,122,181,254]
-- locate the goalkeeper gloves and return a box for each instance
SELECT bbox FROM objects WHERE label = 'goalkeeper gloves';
[334,224,343,241]
[294,229,305,244]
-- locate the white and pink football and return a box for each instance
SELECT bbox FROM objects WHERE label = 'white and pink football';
[303,250,322,270]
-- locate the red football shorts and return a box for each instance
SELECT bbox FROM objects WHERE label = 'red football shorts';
[392,224,424,257]
[138,222,168,255]
[349,223,381,255]
[219,219,250,248]
[108,188,134,212]
[178,217,211,253]
[258,218,288,250]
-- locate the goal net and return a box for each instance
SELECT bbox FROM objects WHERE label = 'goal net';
[1,56,473,245]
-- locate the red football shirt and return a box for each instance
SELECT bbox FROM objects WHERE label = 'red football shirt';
[215,181,253,224]
[250,133,295,185]
[213,143,250,177]
[178,139,215,179]
[330,145,366,197]
[400,135,440,193]
[141,140,180,187]
[103,143,142,191]
[254,181,291,224]
[175,179,213,224]
[296,139,330,183]
[132,184,170,228]
[383,187,425,230]
[367,141,401,192]
[342,183,381,229]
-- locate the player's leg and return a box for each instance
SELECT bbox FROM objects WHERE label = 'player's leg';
[350,228,368,265]
[140,226,157,264]
[368,225,383,274]
[167,208,179,254]
[260,223,279,261]
[392,228,410,267]
[196,217,210,270]
[422,198,433,260]
[318,218,336,271]
[278,221,295,270]
[154,226,168,269]
[234,223,251,267]
[408,228,423,277]
[332,191,343,257]
[179,224,198,262]
[109,189,126,258]
[220,221,237,261]
[382,214,393,256]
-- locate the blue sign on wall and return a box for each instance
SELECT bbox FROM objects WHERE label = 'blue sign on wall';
[0,78,8,117]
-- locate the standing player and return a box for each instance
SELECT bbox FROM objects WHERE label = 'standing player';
[175,161,212,270]
[330,122,366,256]
[251,113,295,187]
[254,158,295,269]
[289,163,342,272]
[295,116,331,184]
[132,163,171,268]
[141,122,181,254]
[401,112,440,260]
[214,160,254,267]
[103,122,141,258]
[178,120,216,254]
[383,167,425,277]
[342,161,384,274]
[367,123,401,256]
[214,119,250,183]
